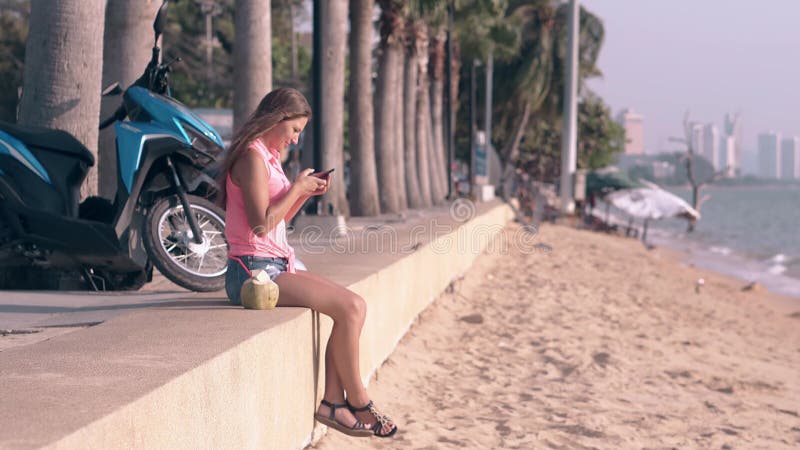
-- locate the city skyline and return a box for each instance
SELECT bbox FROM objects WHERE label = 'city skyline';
[583,0,800,161]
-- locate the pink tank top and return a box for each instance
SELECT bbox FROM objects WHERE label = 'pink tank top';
[225,139,296,273]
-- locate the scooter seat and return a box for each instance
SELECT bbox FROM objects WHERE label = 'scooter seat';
[0,121,95,166]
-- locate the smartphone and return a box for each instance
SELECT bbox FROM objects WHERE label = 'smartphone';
[312,168,335,178]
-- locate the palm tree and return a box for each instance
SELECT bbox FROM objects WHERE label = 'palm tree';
[18,0,107,199]
[428,28,449,203]
[419,13,456,205]
[414,0,450,205]
[374,0,405,213]
[393,23,409,211]
[402,20,425,208]
[405,0,449,207]
[494,2,554,182]
[493,1,605,197]
[318,0,349,216]
[347,0,381,216]
[452,0,524,199]
[412,22,434,207]
[99,0,162,199]
[233,0,272,132]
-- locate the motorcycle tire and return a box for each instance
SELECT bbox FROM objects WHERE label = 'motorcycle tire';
[143,194,228,292]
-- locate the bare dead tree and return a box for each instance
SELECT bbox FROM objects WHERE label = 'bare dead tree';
[678,112,728,232]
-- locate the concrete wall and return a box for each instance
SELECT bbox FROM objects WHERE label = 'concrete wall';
[0,201,513,450]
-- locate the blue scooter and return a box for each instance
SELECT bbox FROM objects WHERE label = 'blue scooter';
[0,1,228,291]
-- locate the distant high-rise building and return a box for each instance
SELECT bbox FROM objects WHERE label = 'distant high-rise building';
[781,137,800,180]
[724,113,742,176]
[720,136,736,177]
[758,132,781,179]
[616,108,644,155]
[689,121,705,158]
[702,123,720,169]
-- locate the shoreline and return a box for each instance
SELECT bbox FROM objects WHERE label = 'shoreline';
[646,236,800,317]
[647,227,800,304]
[583,216,800,316]
[589,200,800,303]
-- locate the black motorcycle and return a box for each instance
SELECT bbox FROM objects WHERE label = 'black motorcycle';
[0,1,228,291]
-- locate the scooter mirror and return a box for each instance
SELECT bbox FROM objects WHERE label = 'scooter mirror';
[102,82,122,96]
[153,1,169,45]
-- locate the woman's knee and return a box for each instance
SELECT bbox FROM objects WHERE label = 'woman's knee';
[340,293,367,324]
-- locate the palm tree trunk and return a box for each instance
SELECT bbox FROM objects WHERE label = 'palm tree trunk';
[394,42,408,210]
[318,0,349,216]
[376,0,405,213]
[429,29,448,203]
[99,0,161,200]
[415,89,434,207]
[347,0,380,216]
[19,0,107,199]
[374,39,402,213]
[233,0,272,132]
[403,33,424,209]
[501,100,532,164]
[414,29,433,207]
[425,75,446,205]
[424,108,442,205]
[500,100,531,199]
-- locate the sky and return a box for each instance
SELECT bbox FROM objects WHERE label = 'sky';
[581,0,800,161]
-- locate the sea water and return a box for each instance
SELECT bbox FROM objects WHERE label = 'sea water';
[647,184,800,298]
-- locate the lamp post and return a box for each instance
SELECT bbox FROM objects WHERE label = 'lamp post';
[484,51,493,155]
[194,0,222,82]
[559,0,579,213]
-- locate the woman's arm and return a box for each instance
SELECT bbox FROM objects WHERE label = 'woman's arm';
[284,171,332,222]
[232,150,324,237]
[285,195,310,223]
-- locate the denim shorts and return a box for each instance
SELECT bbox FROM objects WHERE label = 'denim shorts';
[225,255,289,306]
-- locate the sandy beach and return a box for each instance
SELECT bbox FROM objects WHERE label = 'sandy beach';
[315,222,800,449]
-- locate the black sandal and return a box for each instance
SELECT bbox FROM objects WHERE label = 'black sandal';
[314,399,373,437]
[346,399,398,438]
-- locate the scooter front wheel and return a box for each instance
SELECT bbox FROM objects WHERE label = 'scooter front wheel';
[143,195,227,292]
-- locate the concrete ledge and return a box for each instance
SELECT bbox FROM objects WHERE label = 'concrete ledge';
[0,200,513,449]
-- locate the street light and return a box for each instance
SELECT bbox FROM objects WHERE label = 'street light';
[559,0,579,214]
[194,0,222,82]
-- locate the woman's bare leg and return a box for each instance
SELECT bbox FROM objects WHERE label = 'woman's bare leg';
[274,270,394,434]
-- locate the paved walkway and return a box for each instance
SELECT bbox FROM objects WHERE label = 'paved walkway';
[1,201,496,350]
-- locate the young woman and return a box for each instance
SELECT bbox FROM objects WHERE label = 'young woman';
[218,88,397,438]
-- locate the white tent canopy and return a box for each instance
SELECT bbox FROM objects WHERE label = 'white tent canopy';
[605,187,700,221]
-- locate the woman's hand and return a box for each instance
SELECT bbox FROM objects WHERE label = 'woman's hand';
[311,171,332,196]
[292,168,329,197]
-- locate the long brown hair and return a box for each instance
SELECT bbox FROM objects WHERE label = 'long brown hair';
[216,87,311,207]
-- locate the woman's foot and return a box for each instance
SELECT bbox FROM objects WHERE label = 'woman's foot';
[346,399,398,438]
[315,400,372,437]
